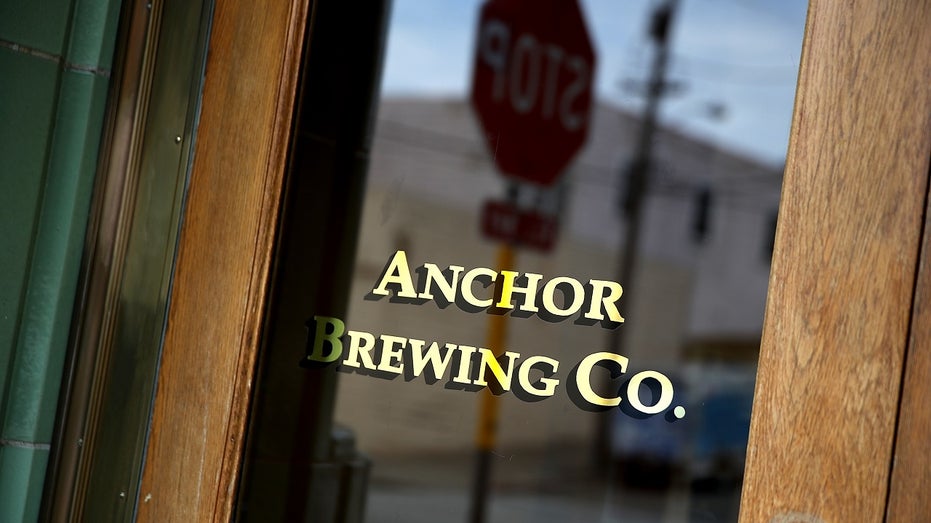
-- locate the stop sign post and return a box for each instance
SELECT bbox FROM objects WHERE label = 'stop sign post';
[470,3,594,518]
[470,0,596,186]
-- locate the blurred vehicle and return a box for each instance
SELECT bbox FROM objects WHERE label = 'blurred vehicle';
[610,339,758,490]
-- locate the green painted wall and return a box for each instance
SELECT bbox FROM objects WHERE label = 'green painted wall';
[0,0,122,520]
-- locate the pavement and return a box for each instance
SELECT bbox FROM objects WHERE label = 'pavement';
[360,449,742,522]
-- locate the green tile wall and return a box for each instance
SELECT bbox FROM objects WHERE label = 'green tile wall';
[2,69,109,443]
[64,0,122,71]
[0,0,72,55]
[0,48,60,432]
[0,0,123,520]
[0,446,48,523]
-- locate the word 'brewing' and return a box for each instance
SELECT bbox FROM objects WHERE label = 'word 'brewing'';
[303,315,683,418]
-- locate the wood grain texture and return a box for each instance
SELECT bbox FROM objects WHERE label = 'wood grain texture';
[886,174,931,521]
[135,0,310,520]
[739,1,931,522]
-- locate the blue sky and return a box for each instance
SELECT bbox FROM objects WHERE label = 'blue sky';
[379,0,808,166]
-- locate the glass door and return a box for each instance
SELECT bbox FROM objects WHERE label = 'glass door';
[238,1,814,522]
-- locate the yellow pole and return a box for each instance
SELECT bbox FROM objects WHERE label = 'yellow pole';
[469,243,514,523]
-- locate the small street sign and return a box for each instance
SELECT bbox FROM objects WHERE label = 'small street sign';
[481,199,559,252]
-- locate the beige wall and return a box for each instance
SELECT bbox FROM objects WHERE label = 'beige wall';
[334,97,780,455]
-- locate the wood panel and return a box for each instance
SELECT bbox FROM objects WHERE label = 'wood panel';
[739,1,931,522]
[135,0,310,520]
[886,170,931,521]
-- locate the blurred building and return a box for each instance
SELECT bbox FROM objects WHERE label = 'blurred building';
[335,97,782,459]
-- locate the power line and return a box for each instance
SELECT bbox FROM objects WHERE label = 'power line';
[673,50,797,71]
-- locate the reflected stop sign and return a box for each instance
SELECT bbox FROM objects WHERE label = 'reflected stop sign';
[470,0,596,186]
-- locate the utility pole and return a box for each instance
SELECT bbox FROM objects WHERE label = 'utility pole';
[600,0,679,461]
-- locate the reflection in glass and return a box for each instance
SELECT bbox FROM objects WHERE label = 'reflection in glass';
[334,1,805,521]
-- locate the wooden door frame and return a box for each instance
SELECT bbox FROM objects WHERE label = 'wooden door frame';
[739,1,931,522]
[131,0,931,521]
[132,0,311,520]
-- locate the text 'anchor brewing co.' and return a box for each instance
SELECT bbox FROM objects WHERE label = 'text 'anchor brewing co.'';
[301,249,687,418]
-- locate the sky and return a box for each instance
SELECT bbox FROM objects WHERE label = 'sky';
[379,0,808,166]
